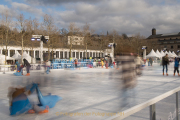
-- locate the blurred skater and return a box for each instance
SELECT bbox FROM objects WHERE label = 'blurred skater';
[162,54,169,76]
[149,57,153,66]
[135,55,143,75]
[23,59,31,76]
[15,61,20,72]
[174,57,180,76]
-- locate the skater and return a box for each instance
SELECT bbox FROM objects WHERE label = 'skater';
[15,61,20,72]
[135,55,143,75]
[162,54,169,76]
[45,60,51,74]
[23,58,31,76]
[174,57,180,76]
[149,57,153,66]
[7,83,62,115]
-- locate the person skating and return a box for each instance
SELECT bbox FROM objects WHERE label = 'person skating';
[149,57,153,66]
[23,59,31,76]
[135,55,143,75]
[162,54,169,76]
[174,57,180,76]
[15,61,20,72]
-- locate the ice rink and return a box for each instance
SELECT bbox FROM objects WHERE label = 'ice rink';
[0,63,180,120]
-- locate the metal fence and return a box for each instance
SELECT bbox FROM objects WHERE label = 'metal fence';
[110,86,180,120]
[0,62,91,73]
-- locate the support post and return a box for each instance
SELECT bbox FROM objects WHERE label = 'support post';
[176,92,179,120]
[40,41,43,63]
[150,104,156,120]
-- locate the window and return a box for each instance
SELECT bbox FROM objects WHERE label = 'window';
[163,42,167,44]
[171,46,173,49]
[178,45,180,48]
[75,38,78,40]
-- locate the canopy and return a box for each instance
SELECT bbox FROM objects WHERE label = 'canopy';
[168,51,175,57]
[172,51,178,57]
[12,51,21,59]
[156,50,163,57]
[0,54,15,64]
[160,50,165,56]
[146,49,159,58]
[16,51,36,63]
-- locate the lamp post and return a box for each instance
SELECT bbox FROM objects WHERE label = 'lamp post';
[142,46,147,60]
[31,35,48,64]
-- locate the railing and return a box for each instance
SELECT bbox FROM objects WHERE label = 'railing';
[110,86,180,120]
[0,62,93,73]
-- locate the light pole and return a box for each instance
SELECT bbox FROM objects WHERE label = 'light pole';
[31,35,48,64]
[142,46,147,60]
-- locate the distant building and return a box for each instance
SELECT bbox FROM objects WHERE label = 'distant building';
[146,28,180,54]
[68,36,84,45]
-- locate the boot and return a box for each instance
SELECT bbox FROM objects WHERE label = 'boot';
[28,109,35,114]
[39,106,49,114]
[26,73,30,76]
[174,73,175,76]
[166,73,168,76]
[178,73,180,76]
[163,73,164,76]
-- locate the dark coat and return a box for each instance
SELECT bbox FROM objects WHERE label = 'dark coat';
[23,59,31,67]
[162,56,169,65]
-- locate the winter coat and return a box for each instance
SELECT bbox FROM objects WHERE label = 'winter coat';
[135,57,143,65]
[15,61,20,67]
[174,59,179,67]
[162,56,169,65]
[23,59,31,67]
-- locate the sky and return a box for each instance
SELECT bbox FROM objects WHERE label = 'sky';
[1,0,180,37]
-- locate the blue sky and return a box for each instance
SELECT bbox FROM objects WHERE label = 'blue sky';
[0,0,180,37]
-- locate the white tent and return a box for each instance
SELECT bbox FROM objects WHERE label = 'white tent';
[0,54,15,64]
[156,50,163,57]
[172,51,178,57]
[16,51,36,63]
[168,51,175,57]
[12,51,21,59]
[160,50,165,56]
[146,49,159,58]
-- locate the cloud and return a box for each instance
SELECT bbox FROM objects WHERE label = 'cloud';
[25,0,101,6]
[11,2,44,18]
[52,0,180,37]
[2,0,180,37]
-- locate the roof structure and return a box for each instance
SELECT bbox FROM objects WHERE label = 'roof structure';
[146,49,159,58]
[147,32,180,39]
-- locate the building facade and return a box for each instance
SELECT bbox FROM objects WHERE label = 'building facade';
[146,28,180,54]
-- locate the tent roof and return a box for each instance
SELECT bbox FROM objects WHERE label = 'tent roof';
[172,51,178,57]
[146,49,159,58]
[0,54,15,60]
[160,50,165,56]
[156,50,163,57]
[12,51,21,59]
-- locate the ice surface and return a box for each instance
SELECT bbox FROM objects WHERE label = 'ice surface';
[0,63,179,120]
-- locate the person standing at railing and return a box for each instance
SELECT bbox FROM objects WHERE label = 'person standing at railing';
[174,57,180,76]
[162,54,169,76]
[23,59,31,76]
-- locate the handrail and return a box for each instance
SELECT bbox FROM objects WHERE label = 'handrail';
[110,86,180,120]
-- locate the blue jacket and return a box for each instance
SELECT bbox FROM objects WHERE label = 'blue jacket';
[174,59,179,67]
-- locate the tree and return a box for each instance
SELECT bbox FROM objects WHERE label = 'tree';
[0,10,13,64]
[68,22,80,58]
[16,14,27,63]
[82,23,95,59]
[43,14,54,60]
